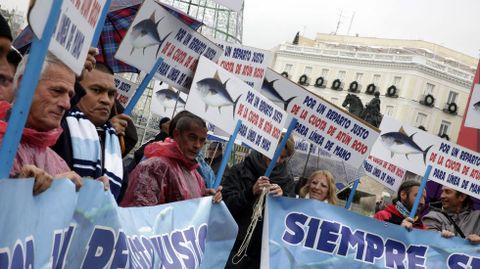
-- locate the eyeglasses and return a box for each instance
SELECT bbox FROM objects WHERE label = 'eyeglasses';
[0,74,13,87]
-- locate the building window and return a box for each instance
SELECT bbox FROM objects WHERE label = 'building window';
[304,66,312,76]
[338,70,346,80]
[415,112,427,126]
[447,91,458,104]
[439,120,450,135]
[424,83,435,95]
[355,72,363,82]
[393,76,402,86]
[284,64,293,73]
[321,68,329,77]
[373,74,381,84]
[385,105,394,116]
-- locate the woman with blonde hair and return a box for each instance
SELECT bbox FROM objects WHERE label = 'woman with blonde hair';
[299,170,337,205]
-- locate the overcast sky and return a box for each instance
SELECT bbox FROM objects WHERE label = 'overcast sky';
[2,0,479,58]
[242,0,480,59]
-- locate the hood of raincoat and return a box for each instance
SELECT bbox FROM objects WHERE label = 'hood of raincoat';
[144,137,199,171]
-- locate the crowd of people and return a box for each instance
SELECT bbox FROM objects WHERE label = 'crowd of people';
[1,13,479,269]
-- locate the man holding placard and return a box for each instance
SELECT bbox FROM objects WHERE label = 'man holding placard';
[121,112,222,206]
[222,135,296,269]
[1,53,83,194]
[374,180,427,230]
[423,186,480,244]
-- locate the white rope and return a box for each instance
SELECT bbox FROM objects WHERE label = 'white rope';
[231,187,268,264]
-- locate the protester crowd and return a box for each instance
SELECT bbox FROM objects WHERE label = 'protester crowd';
[1,13,479,269]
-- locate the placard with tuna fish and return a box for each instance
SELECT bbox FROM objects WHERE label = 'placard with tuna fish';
[115,0,223,93]
[370,116,480,199]
[150,80,188,117]
[186,56,288,159]
[216,40,271,90]
[262,69,379,168]
[370,116,439,176]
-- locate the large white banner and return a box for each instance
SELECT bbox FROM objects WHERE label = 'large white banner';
[29,0,107,75]
[263,69,380,168]
[464,84,480,129]
[115,0,223,93]
[186,57,288,159]
[216,40,271,90]
[151,80,188,117]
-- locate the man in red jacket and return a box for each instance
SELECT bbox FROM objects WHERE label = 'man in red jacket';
[374,180,427,230]
[121,112,221,206]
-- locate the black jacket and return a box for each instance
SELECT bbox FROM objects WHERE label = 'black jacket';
[221,151,295,269]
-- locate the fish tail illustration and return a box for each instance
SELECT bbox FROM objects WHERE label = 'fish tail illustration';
[233,94,242,119]
[156,32,172,58]
[423,145,434,164]
[284,96,296,111]
[155,17,164,28]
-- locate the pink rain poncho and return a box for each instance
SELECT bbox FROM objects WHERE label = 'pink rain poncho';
[121,138,206,207]
[0,101,70,177]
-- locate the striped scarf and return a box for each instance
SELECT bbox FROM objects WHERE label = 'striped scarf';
[66,109,123,198]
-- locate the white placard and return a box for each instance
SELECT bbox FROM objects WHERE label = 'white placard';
[464,84,480,129]
[115,0,223,93]
[427,137,480,199]
[29,0,107,75]
[114,75,138,108]
[186,57,288,159]
[263,69,380,168]
[150,80,188,118]
[370,116,439,176]
[363,156,406,192]
[216,40,271,90]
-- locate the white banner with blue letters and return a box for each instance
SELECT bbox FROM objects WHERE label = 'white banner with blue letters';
[0,179,237,268]
[261,196,480,269]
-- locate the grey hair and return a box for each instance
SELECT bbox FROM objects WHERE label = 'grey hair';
[175,114,206,133]
[13,52,73,91]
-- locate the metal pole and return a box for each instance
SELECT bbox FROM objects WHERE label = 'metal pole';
[345,179,360,210]
[409,165,432,219]
[212,120,242,189]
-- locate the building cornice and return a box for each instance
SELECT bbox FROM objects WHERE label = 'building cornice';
[275,47,473,88]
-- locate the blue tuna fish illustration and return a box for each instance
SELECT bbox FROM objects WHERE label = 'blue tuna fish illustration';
[154,87,186,112]
[196,71,241,118]
[261,78,296,110]
[380,127,433,163]
[130,12,172,57]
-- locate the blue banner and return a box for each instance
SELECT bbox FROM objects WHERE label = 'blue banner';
[262,196,480,269]
[0,179,237,268]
